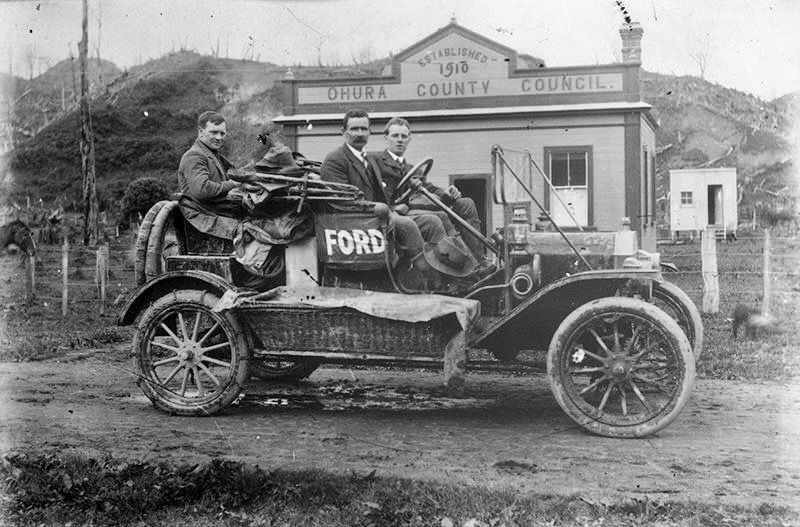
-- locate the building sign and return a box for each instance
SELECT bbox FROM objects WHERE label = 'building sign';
[296,32,623,105]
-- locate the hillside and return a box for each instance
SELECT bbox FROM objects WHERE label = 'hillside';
[1,54,795,223]
[641,70,797,219]
[3,52,287,210]
[5,57,121,139]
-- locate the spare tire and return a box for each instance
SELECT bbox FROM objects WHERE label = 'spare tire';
[144,201,182,282]
[134,201,169,286]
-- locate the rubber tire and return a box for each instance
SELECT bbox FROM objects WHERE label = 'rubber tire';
[490,348,520,363]
[134,201,168,286]
[134,289,249,416]
[652,281,704,361]
[144,201,181,282]
[246,330,320,381]
[547,297,695,438]
[249,359,320,381]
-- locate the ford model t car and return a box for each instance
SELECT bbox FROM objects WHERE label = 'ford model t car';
[118,146,700,438]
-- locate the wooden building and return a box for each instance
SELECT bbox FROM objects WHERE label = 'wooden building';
[669,167,738,238]
[273,18,657,238]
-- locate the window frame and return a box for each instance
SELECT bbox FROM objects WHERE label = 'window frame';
[543,145,594,227]
[548,151,588,188]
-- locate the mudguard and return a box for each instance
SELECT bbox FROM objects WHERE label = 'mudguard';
[116,270,236,326]
[473,268,661,352]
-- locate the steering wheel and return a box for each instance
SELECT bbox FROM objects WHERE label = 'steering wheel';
[392,157,434,206]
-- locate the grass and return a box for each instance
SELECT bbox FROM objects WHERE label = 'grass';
[2,452,797,527]
[658,232,800,381]
[0,230,135,362]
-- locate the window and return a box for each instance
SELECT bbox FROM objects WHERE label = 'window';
[680,191,693,206]
[549,151,587,187]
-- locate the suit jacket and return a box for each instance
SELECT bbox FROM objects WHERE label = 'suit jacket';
[370,149,446,207]
[177,139,236,203]
[177,139,241,238]
[321,144,388,204]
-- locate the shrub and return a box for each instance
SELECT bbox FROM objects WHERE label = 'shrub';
[120,176,170,222]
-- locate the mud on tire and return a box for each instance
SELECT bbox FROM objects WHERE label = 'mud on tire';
[134,289,249,416]
[547,297,695,438]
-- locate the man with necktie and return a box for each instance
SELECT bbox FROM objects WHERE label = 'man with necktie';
[371,116,488,266]
[320,109,445,272]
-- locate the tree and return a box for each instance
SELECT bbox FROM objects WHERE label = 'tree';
[689,34,711,79]
[120,177,169,223]
[78,0,99,245]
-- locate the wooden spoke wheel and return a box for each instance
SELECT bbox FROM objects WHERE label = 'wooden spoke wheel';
[547,297,694,438]
[246,331,320,381]
[490,347,520,363]
[135,289,249,416]
[651,281,704,361]
[249,359,320,381]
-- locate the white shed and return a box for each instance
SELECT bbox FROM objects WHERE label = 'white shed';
[669,168,737,237]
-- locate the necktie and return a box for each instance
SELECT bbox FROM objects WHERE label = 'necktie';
[360,151,368,168]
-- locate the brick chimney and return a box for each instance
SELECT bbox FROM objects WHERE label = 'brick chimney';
[619,22,644,64]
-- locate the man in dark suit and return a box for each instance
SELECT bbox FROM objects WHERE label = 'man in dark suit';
[320,109,445,268]
[371,117,486,263]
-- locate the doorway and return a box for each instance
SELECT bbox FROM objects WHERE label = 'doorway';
[707,185,723,225]
[451,174,491,235]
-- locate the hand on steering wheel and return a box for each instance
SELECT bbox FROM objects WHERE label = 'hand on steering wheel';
[392,157,434,206]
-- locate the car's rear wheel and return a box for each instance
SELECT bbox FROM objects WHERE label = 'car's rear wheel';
[651,281,703,360]
[135,289,249,416]
[249,358,320,381]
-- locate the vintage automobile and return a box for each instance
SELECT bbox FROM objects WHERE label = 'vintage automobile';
[118,146,700,438]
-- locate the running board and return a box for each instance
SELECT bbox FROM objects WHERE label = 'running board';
[253,349,545,373]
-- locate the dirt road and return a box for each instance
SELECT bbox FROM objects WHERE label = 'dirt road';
[1,346,799,508]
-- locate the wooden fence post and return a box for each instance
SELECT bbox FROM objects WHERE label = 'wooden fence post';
[701,227,719,314]
[763,228,771,316]
[24,254,34,304]
[61,238,69,317]
[95,244,109,315]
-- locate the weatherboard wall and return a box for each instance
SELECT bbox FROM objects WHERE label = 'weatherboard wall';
[293,114,628,232]
[275,20,653,233]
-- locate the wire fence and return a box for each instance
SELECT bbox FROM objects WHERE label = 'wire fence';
[2,227,798,319]
[2,235,136,315]
[658,228,800,317]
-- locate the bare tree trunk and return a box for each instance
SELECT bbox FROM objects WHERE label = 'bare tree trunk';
[69,45,77,104]
[95,0,103,86]
[78,0,98,246]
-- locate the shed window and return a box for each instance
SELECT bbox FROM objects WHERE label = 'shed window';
[549,151,587,187]
[680,191,693,206]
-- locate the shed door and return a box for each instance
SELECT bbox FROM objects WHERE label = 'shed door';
[549,151,588,227]
[707,185,723,225]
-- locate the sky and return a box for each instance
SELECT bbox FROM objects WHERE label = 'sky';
[0,0,799,101]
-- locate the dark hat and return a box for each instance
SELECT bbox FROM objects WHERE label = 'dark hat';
[255,145,306,176]
[423,236,477,277]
